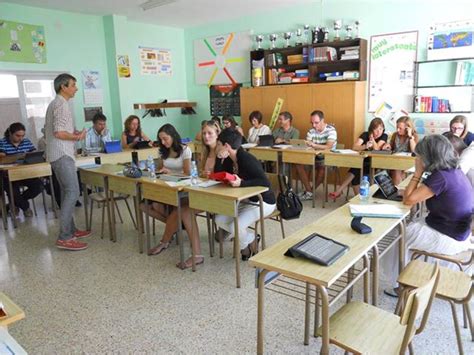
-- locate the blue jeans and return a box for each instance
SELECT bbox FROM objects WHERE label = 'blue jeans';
[51,156,79,241]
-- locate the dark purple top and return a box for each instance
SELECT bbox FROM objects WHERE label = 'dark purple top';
[424,169,473,241]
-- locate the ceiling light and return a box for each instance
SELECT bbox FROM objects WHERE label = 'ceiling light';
[140,0,177,11]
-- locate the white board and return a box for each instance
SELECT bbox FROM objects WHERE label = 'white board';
[368,31,418,112]
[194,31,251,86]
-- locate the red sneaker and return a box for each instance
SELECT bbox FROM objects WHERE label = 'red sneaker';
[56,238,88,251]
[73,230,92,239]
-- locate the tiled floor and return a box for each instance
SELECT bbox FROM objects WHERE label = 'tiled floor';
[0,191,472,353]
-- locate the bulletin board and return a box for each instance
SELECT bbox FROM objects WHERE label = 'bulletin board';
[368,31,418,112]
[210,84,241,116]
[0,19,46,63]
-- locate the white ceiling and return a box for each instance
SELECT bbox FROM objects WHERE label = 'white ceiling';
[5,0,318,28]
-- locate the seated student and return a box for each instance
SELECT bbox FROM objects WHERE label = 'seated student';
[272,111,300,144]
[383,135,473,296]
[140,124,202,268]
[37,127,46,152]
[195,116,220,142]
[121,115,152,149]
[0,123,43,217]
[329,117,388,199]
[382,116,418,185]
[200,120,221,177]
[214,128,276,260]
[445,115,474,146]
[84,112,112,154]
[222,115,245,137]
[247,111,271,144]
[296,110,337,201]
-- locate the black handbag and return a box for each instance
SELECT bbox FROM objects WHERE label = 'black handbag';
[277,174,303,220]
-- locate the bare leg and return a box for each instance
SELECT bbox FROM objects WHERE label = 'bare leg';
[296,164,312,192]
[332,172,355,196]
[314,166,325,191]
[391,170,404,186]
[140,202,168,223]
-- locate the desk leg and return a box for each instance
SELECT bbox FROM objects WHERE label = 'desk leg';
[322,166,328,209]
[190,208,196,272]
[363,254,370,303]
[312,163,316,208]
[359,161,364,186]
[316,285,329,355]
[104,178,113,241]
[145,199,151,254]
[234,209,241,288]
[314,287,320,337]
[370,168,375,184]
[134,185,144,253]
[304,282,311,345]
[371,245,380,306]
[83,183,89,230]
[0,174,8,230]
[109,189,117,243]
[206,213,214,257]
[398,220,406,274]
[257,269,269,355]
[177,194,185,267]
[8,180,18,229]
[258,195,265,250]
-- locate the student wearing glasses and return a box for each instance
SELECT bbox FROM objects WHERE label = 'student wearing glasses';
[445,115,474,146]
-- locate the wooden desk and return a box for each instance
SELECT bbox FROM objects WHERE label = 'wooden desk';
[185,184,268,287]
[0,293,26,354]
[250,193,409,354]
[282,147,319,208]
[140,179,188,265]
[369,153,415,182]
[248,147,281,174]
[322,151,366,208]
[0,162,56,229]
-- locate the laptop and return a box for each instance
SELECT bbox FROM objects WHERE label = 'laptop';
[257,135,274,147]
[104,140,122,153]
[134,140,152,149]
[23,151,45,164]
[373,170,403,201]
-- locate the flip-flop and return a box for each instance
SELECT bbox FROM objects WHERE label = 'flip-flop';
[149,241,170,256]
[176,255,204,270]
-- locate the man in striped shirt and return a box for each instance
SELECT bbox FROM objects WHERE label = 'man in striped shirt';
[44,73,90,251]
[0,122,42,217]
[296,110,338,201]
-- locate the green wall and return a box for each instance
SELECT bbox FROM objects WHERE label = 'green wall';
[184,0,474,133]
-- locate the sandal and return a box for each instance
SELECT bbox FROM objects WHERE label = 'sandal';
[328,191,342,201]
[176,255,204,270]
[149,241,170,255]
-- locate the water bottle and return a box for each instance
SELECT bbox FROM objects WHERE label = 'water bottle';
[359,176,370,202]
[190,160,198,186]
[147,155,156,179]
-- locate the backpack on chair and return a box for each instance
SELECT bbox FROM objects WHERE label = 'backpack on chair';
[277,174,303,220]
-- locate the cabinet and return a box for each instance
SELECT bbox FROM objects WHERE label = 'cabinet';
[240,81,366,150]
[413,57,474,113]
[250,38,367,86]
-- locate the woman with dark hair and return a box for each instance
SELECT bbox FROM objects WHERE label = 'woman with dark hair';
[446,115,474,146]
[0,122,42,217]
[247,110,271,144]
[329,117,388,199]
[140,124,202,268]
[383,135,472,296]
[222,115,244,137]
[121,115,151,149]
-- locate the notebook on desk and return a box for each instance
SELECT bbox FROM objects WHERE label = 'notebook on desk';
[285,233,349,266]
[158,173,190,182]
[349,204,405,218]
[369,150,392,155]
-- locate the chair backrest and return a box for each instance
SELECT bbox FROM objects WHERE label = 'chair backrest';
[399,263,440,352]
[336,143,345,149]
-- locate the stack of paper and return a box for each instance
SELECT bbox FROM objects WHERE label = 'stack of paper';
[349,204,405,218]
[333,149,357,154]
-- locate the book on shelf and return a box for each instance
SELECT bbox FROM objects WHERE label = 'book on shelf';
[455,61,474,85]
[287,54,303,65]
[414,95,451,113]
[340,54,359,60]
[291,77,309,83]
[342,71,360,80]
[309,46,337,62]
[326,76,344,81]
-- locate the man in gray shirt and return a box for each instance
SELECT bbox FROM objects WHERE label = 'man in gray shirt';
[45,73,90,251]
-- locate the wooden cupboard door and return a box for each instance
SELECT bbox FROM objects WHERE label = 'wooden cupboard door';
[261,86,287,128]
[286,84,313,137]
[240,87,262,134]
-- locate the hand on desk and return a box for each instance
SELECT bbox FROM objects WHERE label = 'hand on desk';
[274,138,285,144]
[158,167,170,174]
[229,175,241,187]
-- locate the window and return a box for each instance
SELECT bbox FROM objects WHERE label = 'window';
[0,74,19,98]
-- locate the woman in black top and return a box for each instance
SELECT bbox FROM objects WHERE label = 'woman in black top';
[214,128,276,259]
[329,118,388,200]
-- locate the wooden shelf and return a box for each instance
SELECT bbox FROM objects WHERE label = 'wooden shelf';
[415,57,474,64]
[415,84,473,88]
[133,102,197,110]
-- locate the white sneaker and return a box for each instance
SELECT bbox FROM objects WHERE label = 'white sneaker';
[299,191,313,201]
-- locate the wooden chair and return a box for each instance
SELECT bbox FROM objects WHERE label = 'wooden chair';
[316,263,440,354]
[397,258,473,354]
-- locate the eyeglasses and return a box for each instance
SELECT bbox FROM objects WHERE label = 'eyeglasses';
[451,126,464,131]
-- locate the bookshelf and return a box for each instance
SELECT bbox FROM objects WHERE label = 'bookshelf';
[250,38,367,86]
[413,57,474,113]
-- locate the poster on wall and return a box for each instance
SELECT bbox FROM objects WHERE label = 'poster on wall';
[210,84,241,116]
[84,106,103,122]
[427,20,474,61]
[368,31,418,112]
[117,55,131,78]
[81,70,103,105]
[0,19,46,63]
[194,31,251,87]
[139,46,172,76]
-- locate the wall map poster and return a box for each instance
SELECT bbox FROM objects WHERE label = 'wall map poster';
[210,84,241,116]
[0,19,46,63]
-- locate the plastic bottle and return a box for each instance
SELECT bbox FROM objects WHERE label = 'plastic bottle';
[359,176,370,202]
[147,155,156,179]
[190,160,198,186]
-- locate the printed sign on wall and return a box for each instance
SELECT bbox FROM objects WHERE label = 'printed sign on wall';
[0,19,46,63]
